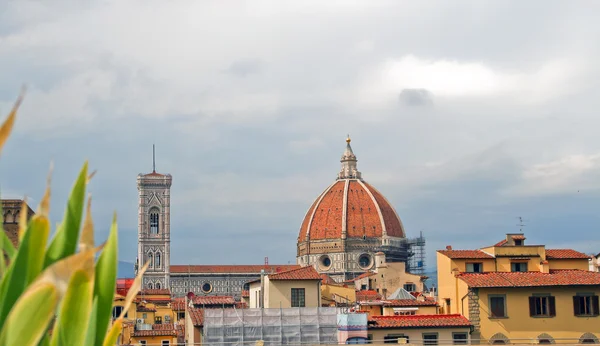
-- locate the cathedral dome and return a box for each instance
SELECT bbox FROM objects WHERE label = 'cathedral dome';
[297,137,406,243]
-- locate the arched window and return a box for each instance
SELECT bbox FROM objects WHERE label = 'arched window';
[148,282,153,289]
[149,208,159,234]
[148,252,153,268]
[155,252,161,268]
[156,282,161,289]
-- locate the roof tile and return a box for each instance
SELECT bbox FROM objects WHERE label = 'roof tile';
[546,249,590,259]
[437,250,494,259]
[384,299,438,307]
[268,266,321,281]
[458,269,600,288]
[368,314,471,329]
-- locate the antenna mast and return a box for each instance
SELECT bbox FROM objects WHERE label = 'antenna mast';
[152,144,156,173]
[516,216,527,232]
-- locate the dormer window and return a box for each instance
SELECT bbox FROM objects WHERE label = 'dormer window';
[514,239,523,246]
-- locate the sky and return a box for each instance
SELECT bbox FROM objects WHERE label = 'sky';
[1,1,600,271]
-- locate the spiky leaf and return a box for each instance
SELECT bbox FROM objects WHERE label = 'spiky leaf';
[92,214,118,346]
[44,162,87,268]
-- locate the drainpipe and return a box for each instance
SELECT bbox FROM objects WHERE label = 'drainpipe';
[260,269,265,308]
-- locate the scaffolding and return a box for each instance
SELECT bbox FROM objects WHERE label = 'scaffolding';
[405,230,426,275]
[202,307,341,346]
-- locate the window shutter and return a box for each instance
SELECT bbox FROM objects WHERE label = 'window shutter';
[592,296,599,316]
[549,296,556,317]
[573,296,581,316]
[529,297,536,316]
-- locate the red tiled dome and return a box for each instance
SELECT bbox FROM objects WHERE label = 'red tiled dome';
[298,179,406,241]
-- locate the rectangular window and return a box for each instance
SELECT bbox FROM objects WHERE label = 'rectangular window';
[142,313,147,319]
[489,295,507,318]
[453,333,468,345]
[162,341,170,346]
[403,283,416,292]
[154,316,162,324]
[423,333,438,346]
[466,263,483,273]
[291,288,306,307]
[511,262,528,272]
[529,295,556,317]
[573,294,600,316]
[514,239,523,246]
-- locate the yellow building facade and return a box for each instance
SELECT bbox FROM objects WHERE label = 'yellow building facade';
[437,233,600,344]
[249,266,322,308]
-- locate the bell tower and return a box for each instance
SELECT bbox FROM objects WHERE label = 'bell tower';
[136,145,172,289]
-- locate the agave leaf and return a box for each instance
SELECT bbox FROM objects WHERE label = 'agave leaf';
[0,282,58,346]
[50,269,94,346]
[0,88,24,154]
[79,195,94,253]
[0,215,51,326]
[18,197,30,242]
[83,299,99,346]
[101,318,123,346]
[121,260,149,319]
[37,163,52,217]
[44,161,88,268]
[92,213,118,346]
[0,227,16,263]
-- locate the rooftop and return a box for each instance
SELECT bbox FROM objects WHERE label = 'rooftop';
[437,250,494,259]
[188,307,204,327]
[132,323,177,337]
[268,265,322,281]
[356,290,382,301]
[192,295,236,306]
[458,269,600,288]
[546,249,590,259]
[384,299,438,307]
[368,314,471,329]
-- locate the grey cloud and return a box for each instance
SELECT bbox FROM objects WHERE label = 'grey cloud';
[399,88,434,107]
[2,0,600,269]
[223,59,265,77]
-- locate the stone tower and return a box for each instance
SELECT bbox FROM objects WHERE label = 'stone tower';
[136,146,172,289]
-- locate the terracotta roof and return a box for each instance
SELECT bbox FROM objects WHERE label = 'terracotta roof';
[136,306,156,312]
[235,301,248,309]
[351,271,376,281]
[458,270,600,288]
[268,266,322,281]
[143,171,167,177]
[494,239,508,247]
[356,290,382,301]
[132,323,177,337]
[512,235,526,240]
[138,289,171,296]
[170,264,300,274]
[384,299,438,307]
[320,274,338,285]
[298,180,405,242]
[188,308,204,327]
[192,295,236,306]
[135,298,171,305]
[368,314,471,329]
[437,250,494,259]
[241,290,249,298]
[546,249,590,259]
[171,297,186,311]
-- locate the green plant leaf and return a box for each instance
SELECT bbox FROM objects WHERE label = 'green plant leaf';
[0,215,51,326]
[44,162,88,268]
[83,299,99,346]
[101,318,122,346]
[0,282,58,346]
[50,269,94,346]
[92,213,118,346]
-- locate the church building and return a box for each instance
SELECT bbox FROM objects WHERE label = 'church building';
[297,136,425,282]
[135,138,425,297]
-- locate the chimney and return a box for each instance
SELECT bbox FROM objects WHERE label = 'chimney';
[540,261,549,274]
[446,245,453,250]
